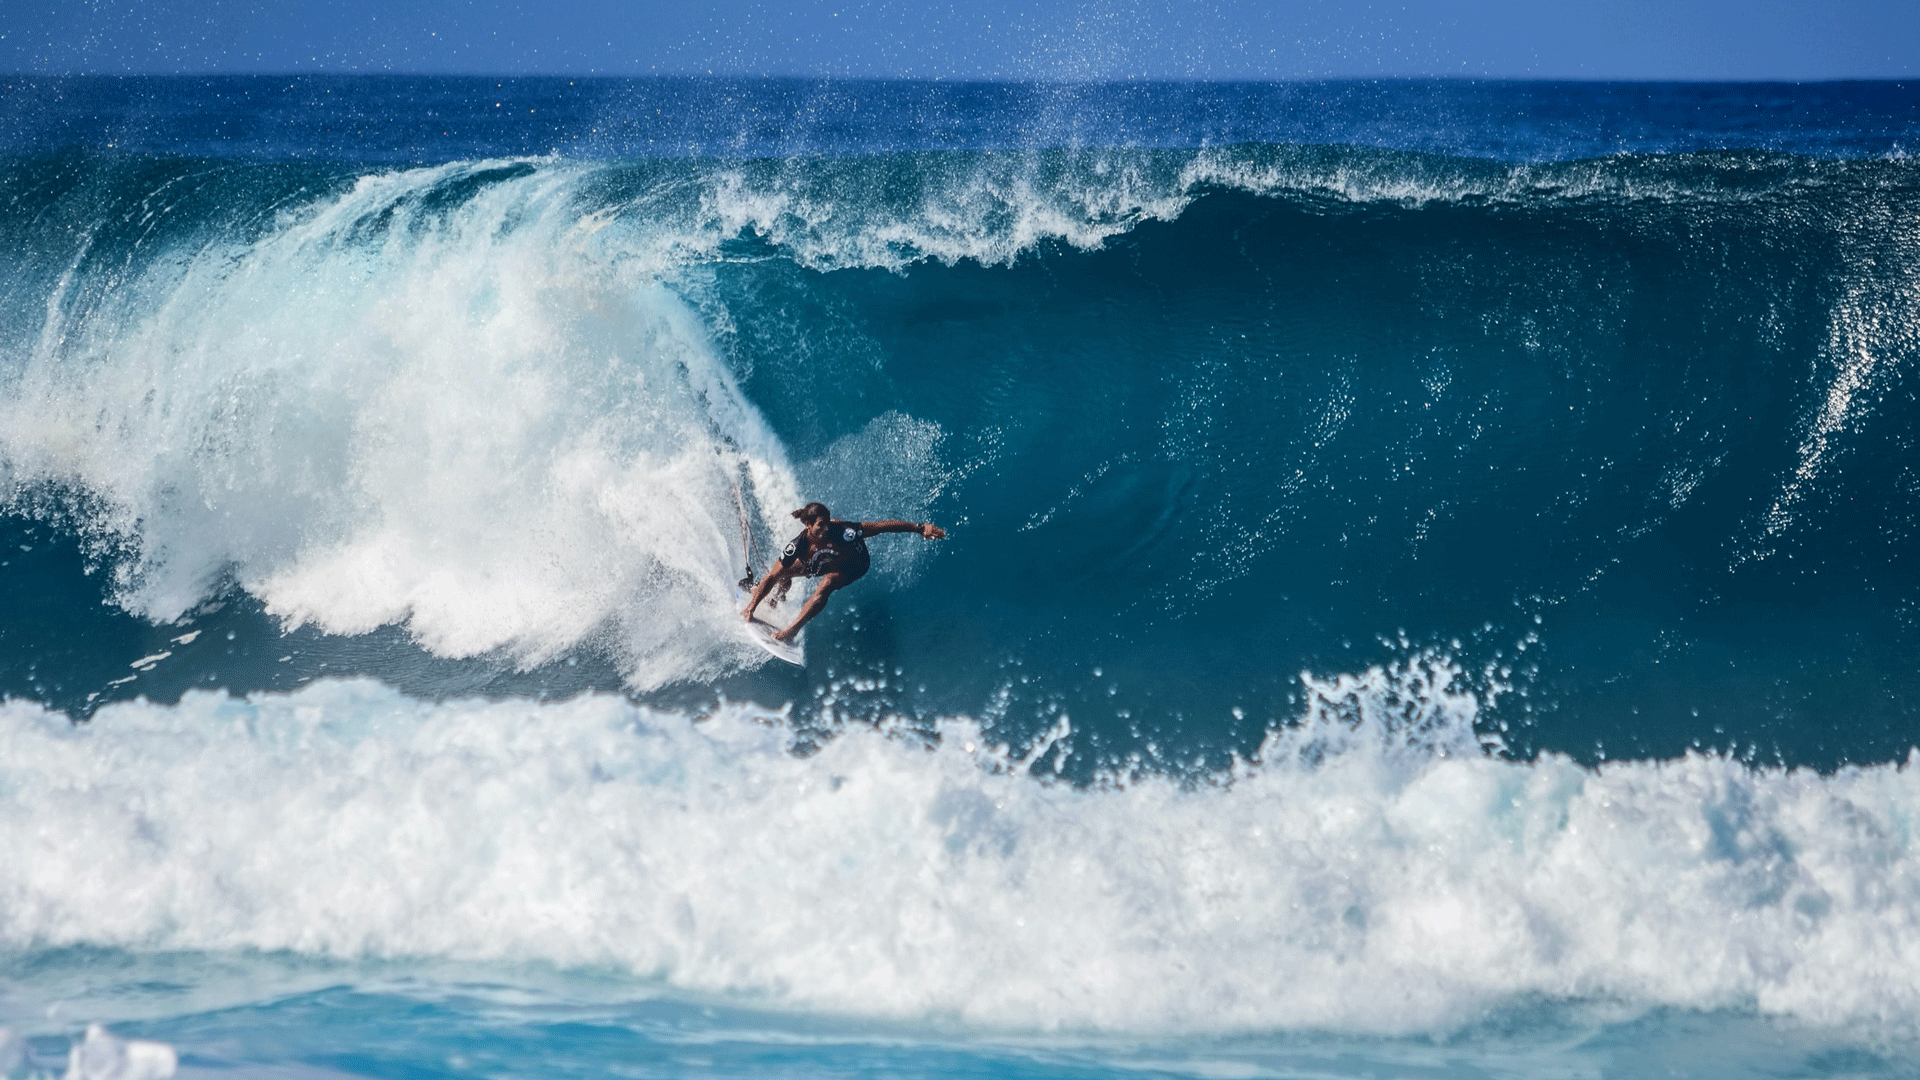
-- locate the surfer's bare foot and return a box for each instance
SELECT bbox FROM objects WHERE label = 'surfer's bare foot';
[772,627,795,642]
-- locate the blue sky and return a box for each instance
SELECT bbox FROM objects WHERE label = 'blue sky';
[3,0,1916,79]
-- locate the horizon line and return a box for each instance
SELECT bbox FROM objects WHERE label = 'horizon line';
[4,72,1917,86]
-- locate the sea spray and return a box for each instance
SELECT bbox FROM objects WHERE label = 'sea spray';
[0,160,803,686]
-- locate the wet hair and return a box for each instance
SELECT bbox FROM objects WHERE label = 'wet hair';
[792,502,831,525]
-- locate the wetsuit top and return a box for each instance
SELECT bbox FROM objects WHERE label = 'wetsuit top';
[780,520,871,579]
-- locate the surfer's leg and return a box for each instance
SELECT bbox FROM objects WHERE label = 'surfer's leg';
[774,572,847,641]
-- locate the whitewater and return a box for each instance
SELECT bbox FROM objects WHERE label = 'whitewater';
[2,77,1920,1078]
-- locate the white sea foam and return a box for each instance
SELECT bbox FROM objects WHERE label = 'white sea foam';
[0,160,804,686]
[1,669,1917,1038]
[63,1027,175,1080]
[0,1028,20,1078]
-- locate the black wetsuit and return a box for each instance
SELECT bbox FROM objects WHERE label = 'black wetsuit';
[780,521,871,584]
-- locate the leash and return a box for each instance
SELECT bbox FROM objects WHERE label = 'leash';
[730,476,757,591]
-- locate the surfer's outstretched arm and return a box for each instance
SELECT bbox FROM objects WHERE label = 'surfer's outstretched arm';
[859,520,946,539]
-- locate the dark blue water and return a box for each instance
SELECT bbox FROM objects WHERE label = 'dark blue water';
[3,77,1920,1079]
[4,76,1917,161]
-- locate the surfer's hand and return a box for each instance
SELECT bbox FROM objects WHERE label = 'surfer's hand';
[920,523,946,539]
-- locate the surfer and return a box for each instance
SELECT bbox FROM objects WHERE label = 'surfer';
[741,502,946,642]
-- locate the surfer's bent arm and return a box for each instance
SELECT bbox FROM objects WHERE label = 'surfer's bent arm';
[859,520,947,539]
[742,559,797,620]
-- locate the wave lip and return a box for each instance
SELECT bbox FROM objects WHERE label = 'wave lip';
[2,673,1918,1037]
[619,145,1917,273]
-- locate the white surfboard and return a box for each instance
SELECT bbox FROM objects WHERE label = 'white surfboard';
[739,601,804,666]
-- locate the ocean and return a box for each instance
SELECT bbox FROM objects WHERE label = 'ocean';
[2,75,1920,1078]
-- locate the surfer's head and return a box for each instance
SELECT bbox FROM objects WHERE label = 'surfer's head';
[794,502,832,540]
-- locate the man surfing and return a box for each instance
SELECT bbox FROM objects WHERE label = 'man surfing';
[741,501,946,642]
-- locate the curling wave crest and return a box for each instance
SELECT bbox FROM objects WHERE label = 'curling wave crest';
[0,159,807,687]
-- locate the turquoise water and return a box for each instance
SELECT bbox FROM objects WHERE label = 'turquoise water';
[3,77,1920,1078]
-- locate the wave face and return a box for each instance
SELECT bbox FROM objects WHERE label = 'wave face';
[2,79,1920,1068]
[3,137,1919,769]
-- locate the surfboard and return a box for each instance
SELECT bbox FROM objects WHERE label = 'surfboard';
[730,483,801,665]
[739,600,804,666]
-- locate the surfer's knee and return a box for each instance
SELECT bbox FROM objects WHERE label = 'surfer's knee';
[818,571,867,600]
